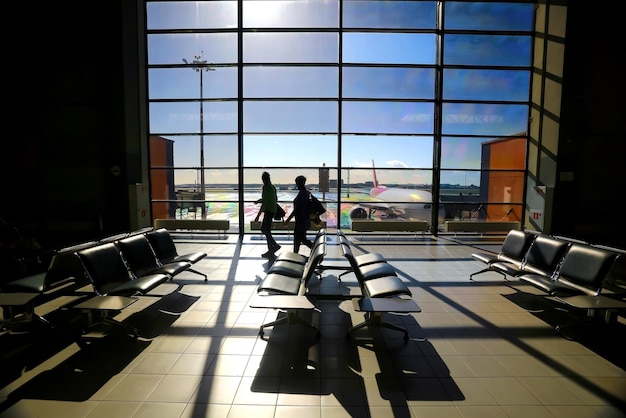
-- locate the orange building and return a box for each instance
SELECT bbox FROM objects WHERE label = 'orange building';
[480,135,526,222]
[149,135,176,220]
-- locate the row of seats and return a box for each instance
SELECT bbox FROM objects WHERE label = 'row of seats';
[469,229,626,331]
[0,227,207,339]
[470,230,568,282]
[470,230,624,294]
[251,229,420,341]
[336,230,418,340]
[254,230,328,336]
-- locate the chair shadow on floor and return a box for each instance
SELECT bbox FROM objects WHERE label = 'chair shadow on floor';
[1,334,151,414]
[249,300,464,418]
[503,289,626,371]
[0,290,201,413]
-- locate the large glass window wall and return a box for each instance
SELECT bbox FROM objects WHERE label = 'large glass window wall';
[146,0,534,234]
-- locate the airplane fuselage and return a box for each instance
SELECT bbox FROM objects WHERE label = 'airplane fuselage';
[348,160,445,226]
[370,186,432,204]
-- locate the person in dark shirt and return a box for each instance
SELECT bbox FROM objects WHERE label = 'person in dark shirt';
[285,175,313,254]
[254,172,280,257]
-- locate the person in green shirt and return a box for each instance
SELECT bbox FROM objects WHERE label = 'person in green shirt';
[254,171,280,257]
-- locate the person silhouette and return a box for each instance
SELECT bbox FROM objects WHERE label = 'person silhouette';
[284,175,313,254]
[254,171,280,257]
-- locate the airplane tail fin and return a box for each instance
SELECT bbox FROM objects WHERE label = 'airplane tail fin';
[372,159,379,188]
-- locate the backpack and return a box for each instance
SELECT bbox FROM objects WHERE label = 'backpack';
[309,193,326,219]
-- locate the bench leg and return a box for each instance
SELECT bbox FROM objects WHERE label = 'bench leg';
[347,312,409,341]
[337,270,353,281]
[554,308,617,341]
[470,267,507,281]
[187,267,208,282]
[1,303,53,334]
[259,309,320,337]
[77,310,138,343]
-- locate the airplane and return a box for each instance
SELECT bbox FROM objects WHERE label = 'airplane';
[349,160,446,226]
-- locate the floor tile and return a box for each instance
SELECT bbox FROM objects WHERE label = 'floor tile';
[1,233,624,418]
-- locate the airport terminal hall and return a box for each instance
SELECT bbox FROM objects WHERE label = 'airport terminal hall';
[1,1,625,418]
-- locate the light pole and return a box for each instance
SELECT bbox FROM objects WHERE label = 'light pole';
[183,52,214,219]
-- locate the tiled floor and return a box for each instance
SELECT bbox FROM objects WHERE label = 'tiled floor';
[1,232,625,418]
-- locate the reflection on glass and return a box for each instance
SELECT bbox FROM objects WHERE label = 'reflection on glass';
[444,35,532,66]
[244,135,338,167]
[147,1,238,30]
[341,136,433,169]
[148,33,238,65]
[338,165,439,227]
[244,168,338,193]
[343,67,435,99]
[445,2,534,31]
[344,1,437,29]
[440,170,482,191]
[149,67,238,99]
[343,101,434,134]
[443,69,530,101]
[151,135,238,168]
[145,1,535,233]
[341,167,434,190]
[244,101,338,133]
[243,0,338,28]
[441,103,528,136]
[244,67,338,98]
[441,137,484,170]
[343,33,436,64]
[243,33,338,63]
[150,102,238,134]
[439,169,524,222]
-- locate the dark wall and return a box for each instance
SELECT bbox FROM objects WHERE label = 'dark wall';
[3,2,134,248]
[554,3,626,247]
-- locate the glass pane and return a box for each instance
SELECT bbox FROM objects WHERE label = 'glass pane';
[343,101,434,134]
[149,101,238,134]
[151,135,199,168]
[442,103,528,136]
[244,66,338,98]
[440,170,524,221]
[482,136,527,169]
[243,0,338,28]
[443,69,530,101]
[150,167,242,229]
[343,33,436,64]
[440,170,482,193]
[243,33,338,63]
[147,1,237,29]
[442,135,527,170]
[445,2,535,31]
[343,67,435,99]
[341,135,433,168]
[244,167,336,192]
[339,167,439,226]
[444,35,532,66]
[344,1,437,29]
[148,33,238,65]
[441,137,484,170]
[349,167,433,189]
[244,101,338,133]
[244,135,337,167]
[243,167,339,228]
[150,167,202,192]
[149,67,238,99]
[151,134,238,168]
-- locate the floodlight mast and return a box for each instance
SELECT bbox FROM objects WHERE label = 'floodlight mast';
[183,52,215,219]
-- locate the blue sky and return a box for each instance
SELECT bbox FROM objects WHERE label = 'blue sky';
[146,1,533,186]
